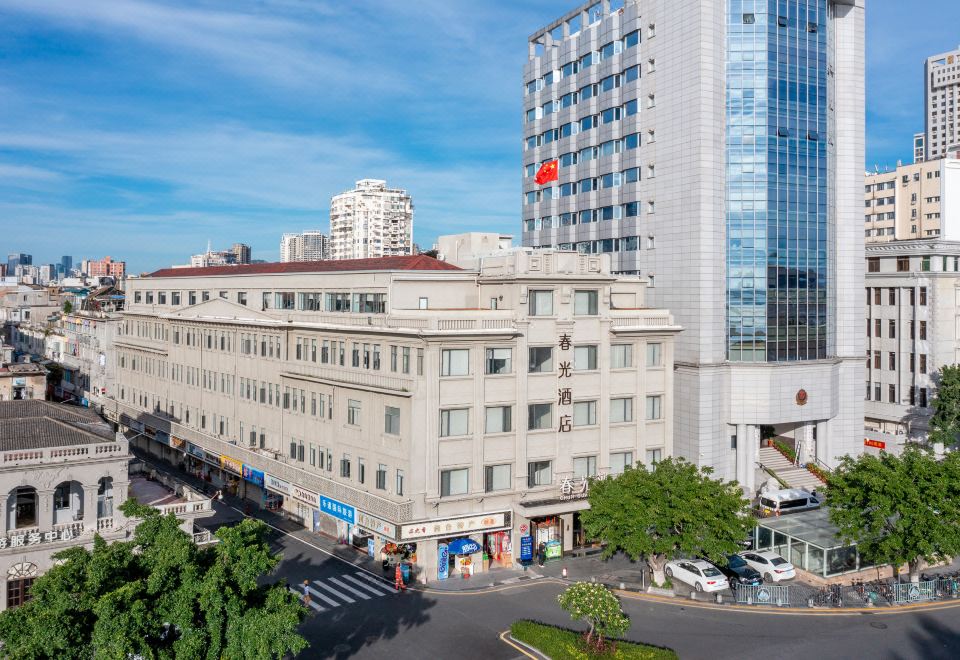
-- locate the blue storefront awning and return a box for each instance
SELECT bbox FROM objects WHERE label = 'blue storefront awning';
[446,538,481,555]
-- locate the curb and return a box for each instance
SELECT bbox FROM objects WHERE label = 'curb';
[498,631,550,660]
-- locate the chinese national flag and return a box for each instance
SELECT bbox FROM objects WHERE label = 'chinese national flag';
[534,160,559,185]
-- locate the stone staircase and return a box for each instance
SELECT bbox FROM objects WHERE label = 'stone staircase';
[758,446,825,492]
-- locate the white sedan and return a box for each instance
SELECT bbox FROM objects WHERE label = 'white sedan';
[739,551,796,582]
[664,559,729,593]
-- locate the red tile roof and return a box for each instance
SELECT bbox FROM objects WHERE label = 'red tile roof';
[147,255,461,278]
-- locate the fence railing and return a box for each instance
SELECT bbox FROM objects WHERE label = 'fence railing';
[734,584,791,606]
[892,580,937,605]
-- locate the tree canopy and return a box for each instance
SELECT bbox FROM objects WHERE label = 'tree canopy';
[0,500,308,659]
[557,582,629,649]
[826,446,960,581]
[929,364,960,447]
[578,457,752,585]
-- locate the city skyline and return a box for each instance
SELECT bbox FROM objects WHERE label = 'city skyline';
[0,0,957,272]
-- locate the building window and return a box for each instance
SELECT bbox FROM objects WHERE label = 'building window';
[528,290,554,316]
[384,406,400,435]
[485,405,513,434]
[646,343,662,367]
[484,464,511,492]
[889,384,897,403]
[645,395,663,420]
[889,352,896,370]
[874,382,881,401]
[527,461,552,488]
[396,469,405,496]
[610,397,634,423]
[574,345,598,371]
[573,400,597,426]
[419,297,429,309]
[888,320,896,338]
[485,347,513,374]
[440,408,470,437]
[347,399,361,426]
[896,257,910,272]
[646,448,663,465]
[340,455,351,478]
[358,458,365,484]
[6,577,34,609]
[573,456,598,479]
[441,348,470,376]
[920,321,927,340]
[867,257,880,273]
[874,288,881,305]
[440,468,469,496]
[376,464,387,490]
[573,290,599,315]
[610,451,633,475]
[919,287,928,305]
[920,354,927,374]
[528,403,553,430]
[611,344,633,369]
[920,387,928,407]
[921,256,931,272]
[529,346,554,373]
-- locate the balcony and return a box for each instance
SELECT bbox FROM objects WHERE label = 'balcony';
[128,460,215,521]
[0,437,128,468]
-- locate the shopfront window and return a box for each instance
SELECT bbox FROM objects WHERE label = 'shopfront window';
[826,546,858,576]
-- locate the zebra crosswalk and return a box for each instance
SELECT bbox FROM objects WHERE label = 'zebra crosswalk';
[288,571,397,612]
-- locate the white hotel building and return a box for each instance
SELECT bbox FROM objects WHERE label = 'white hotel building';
[109,247,678,581]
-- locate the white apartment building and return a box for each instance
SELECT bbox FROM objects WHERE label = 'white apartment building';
[280,231,330,263]
[864,240,960,452]
[864,159,960,243]
[522,0,866,490]
[329,180,413,260]
[111,251,678,582]
[925,47,960,160]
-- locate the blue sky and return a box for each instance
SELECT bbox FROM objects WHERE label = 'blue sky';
[0,1,958,273]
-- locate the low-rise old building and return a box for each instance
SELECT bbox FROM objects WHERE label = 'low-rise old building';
[864,239,960,452]
[0,363,47,401]
[0,400,214,610]
[110,251,679,582]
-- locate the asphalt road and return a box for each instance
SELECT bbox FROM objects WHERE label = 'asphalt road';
[207,502,960,660]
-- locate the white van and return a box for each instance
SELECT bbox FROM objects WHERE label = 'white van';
[757,488,821,516]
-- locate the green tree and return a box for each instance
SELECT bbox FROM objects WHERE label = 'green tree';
[826,446,960,582]
[579,457,752,585]
[0,501,308,659]
[62,300,73,314]
[557,582,629,650]
[929,365,960,447]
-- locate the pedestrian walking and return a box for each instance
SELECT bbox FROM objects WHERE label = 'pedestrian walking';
[301,580,311,607]
[394,563,406,591]
[537,542,546,567]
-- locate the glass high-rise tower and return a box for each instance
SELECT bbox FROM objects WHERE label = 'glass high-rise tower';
[522,0,864,490]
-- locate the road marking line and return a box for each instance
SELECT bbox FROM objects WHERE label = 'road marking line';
[288,587,324,612]
[304,585,340,608]
[328,576,371,600]
[224,504,388,583]
[314,580,356,604]
[498,631,539,659]
[352,571,400,595]
[342,573,392,597]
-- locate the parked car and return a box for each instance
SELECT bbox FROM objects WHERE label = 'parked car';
[718,554,763,587]
[664,559,729,592]
[739,551,796,582]
[756,488,821,516]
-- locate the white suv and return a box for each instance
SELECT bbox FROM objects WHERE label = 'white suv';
[739,551,796,582]
[664,559,729,592]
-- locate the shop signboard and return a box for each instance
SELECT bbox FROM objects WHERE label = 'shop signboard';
[170,436,185,450]
[242,464,264,487]
[367,538,375,559]
[545,540,562,560]
[400,511,510,541]
[220,455,243,475]
[202,450,221,466]
[155,431,170,446]
[265,474,291,496]
[12,378,25,387]
[520,536,534,562]
[438,543,449,580]
[864,438,886,450]
[292,485,320,508]
[355,511,396,540]
[186,443,204,459]
[320,496,355,525]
